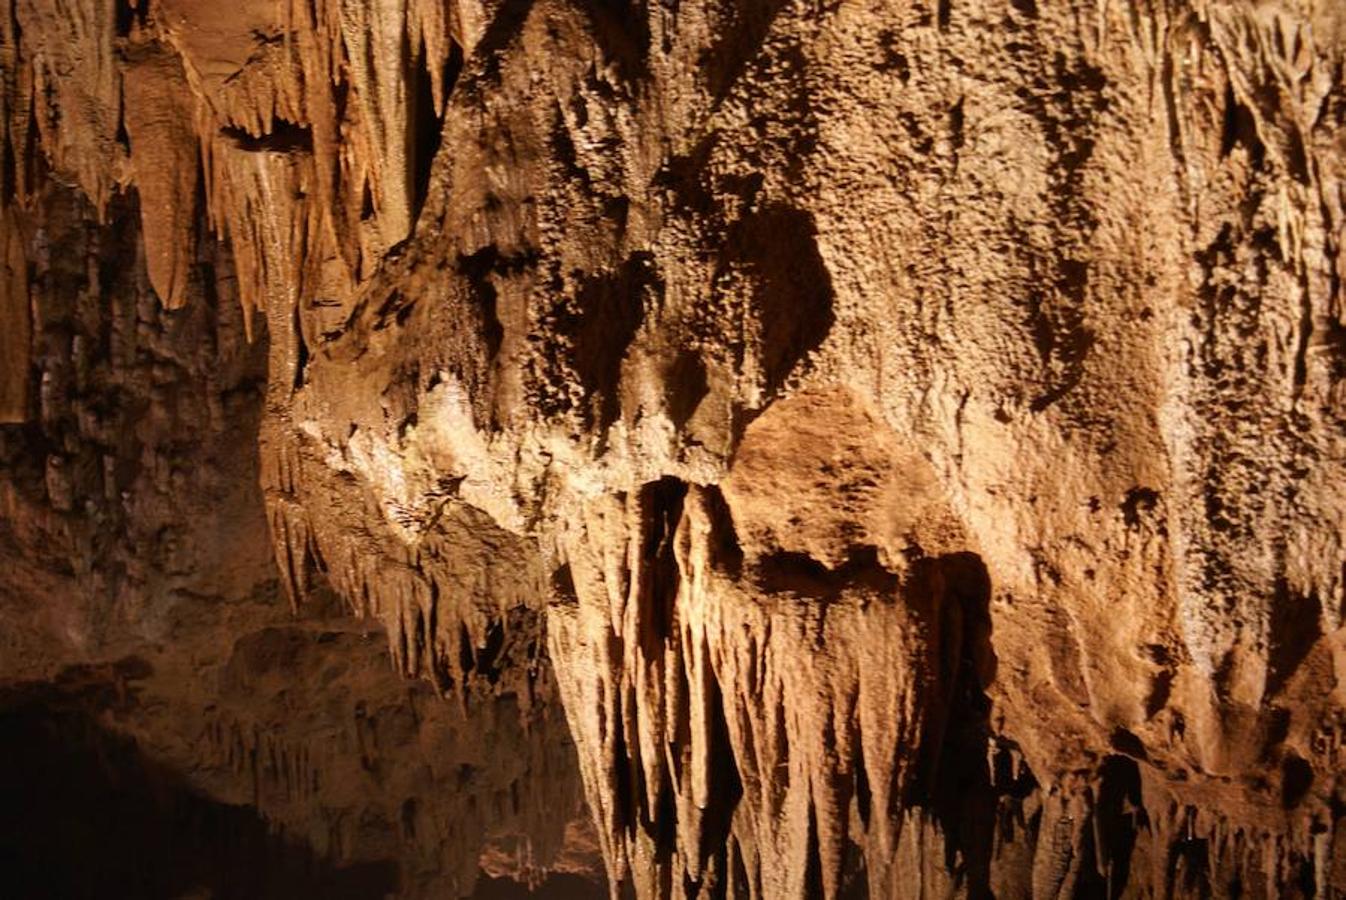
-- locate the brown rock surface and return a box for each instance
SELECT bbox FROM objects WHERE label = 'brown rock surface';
[2,0,1345,896]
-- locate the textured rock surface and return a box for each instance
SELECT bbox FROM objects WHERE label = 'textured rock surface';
[0,184,599,896]
[2,0,1345,897]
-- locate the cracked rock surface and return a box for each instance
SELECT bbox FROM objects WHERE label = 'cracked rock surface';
[2,0,1345,896]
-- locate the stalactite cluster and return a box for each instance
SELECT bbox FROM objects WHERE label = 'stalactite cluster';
[2,0,1345,896]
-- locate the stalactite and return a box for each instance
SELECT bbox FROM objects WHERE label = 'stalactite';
[549,477,967,899]
[15,0,121,215]
[3,0,1344,895]
[122,42,198,310]
[0,204,28,423]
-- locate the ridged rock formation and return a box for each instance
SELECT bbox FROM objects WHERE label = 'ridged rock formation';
[2,0,1345,897]
[0,185,598,895]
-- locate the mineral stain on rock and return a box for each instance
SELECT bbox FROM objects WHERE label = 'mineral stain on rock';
[2,0,1346,897]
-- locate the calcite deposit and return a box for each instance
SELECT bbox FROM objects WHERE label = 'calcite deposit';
[2,0,1345,896]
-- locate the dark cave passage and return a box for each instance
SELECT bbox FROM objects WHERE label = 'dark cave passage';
[0,667,397,900]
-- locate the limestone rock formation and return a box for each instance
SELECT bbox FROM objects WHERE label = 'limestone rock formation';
[2,0,1345,897]
[0,184,599,896]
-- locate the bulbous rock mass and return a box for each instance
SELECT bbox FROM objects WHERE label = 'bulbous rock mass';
[1,0,1345,896]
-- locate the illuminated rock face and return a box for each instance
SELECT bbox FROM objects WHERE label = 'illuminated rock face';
[3,0,1346,896]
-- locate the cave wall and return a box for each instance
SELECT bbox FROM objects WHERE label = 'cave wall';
[2,0,1345,897]
[0,161,596,896]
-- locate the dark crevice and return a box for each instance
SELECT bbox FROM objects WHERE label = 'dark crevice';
[730,840,752,897]
[440,615,515,690]
[458,245,528,365]
[457,621,475,681]
[408,38,462,225]
[664,350,709,431]
[697,668,742,876]
[755,546,897,598]
[411,608,428,677]
[114,82,132,156]
[771,696,790,808]
[950,97,965,155]
[425,580,445,691]
[360,181,376,221]
[398,613,411,675]
[292,303,308,391]
[652,132,718,218]
[1266,578,1322,698]
[637,477,687,654]
[1219,80,1265,168]
[477,620,508,686]
[114,0,149,37]
[219,120,314,154]
[837,840,869,900]
[652,768,678,881]
[852,737,872,830]
[919,553,998,895]
[1144,666,1175,719]
[1092,755,1146,898]
[1281,753,1313,809]
[1121,487,1161,529]
[701,486,744,578]
[0,118,16,205]
[1109,728,1148,761]
[565,254,657,431]
[551,563,579,607]
[803,802,825,899]
[576,0,651,85]
[716,204,835,402]
[1166,832,1212,898]
[611,709,635,836]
